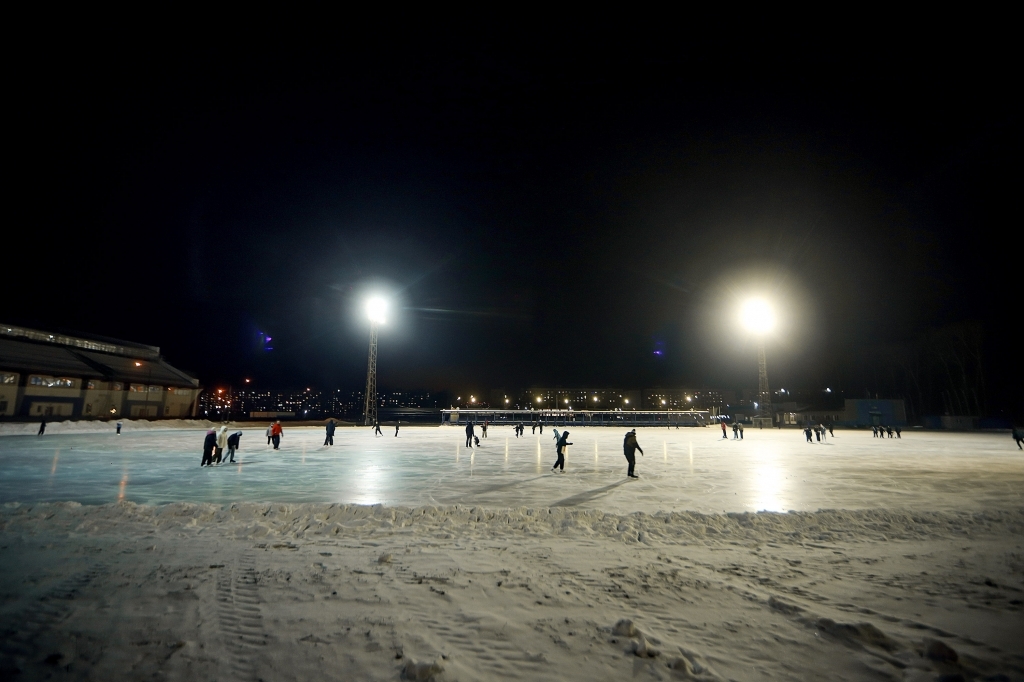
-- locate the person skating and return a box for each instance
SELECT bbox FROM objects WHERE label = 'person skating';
[116,420,122,435]
[473,435,480,447]
[482,420,487,439]
[804,425,813,442]
[721,421,728,439]
[225,431,242,463]
[373,421,383,437]
[552,430,572,472]
[827,423,834,437]
[38,419,46,436]
[201,429,216,466]
[732,423,739,439]
[895,426,901,439]
[1012,427,1023,450]
[395,421,400,437]
[886,426,894,438]
[271,421,283,450]
[814,426,821,442]
[465,421,474,448]
[738,422,744,440]
[324,419,336,446]
[623,429,644,478]
[532,422,536,435]
[539,422,543,435]
[215,426,228,464]
[266,423,273,445]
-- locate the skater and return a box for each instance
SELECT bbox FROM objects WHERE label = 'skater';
[324,419,336,446]
[215,426,228,463]
[473,435,480,447]
[532,422,536,435]
[827,423,834,437]
[266,423,273,445]
[1012,427,1023,450]
[116,420,122,435]
[37,419,46,436]
[271,420,283,450]
[895,426,902,439]
[804,425,813,442]
[482,420,487,439]
[623,429,643,478]
[201,429,216,466]
[465,421,474,448]
[395,421,400,437]
[732,422,739,439]
[373,421,383,437]
[552,427,561,442]
[886,426,894,438]
[738,422,744,440]
[814,426,821,442]
[552,430,572,471]
[225,431,242,462]
[721,421,728,439]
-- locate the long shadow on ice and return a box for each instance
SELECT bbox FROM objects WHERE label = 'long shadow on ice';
[551,480,628,507]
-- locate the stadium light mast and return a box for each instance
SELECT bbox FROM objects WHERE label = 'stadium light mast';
[363,297,387,426]
[740,298,775,428]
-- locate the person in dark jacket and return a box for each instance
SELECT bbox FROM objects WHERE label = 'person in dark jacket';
[38,419,46,436]
[623,429,644,478]
[201,429,216,466]
[552,430,572,472]
[465,421,474,447]
[324,419,336,446]
[395,420,400,437]
[373,421,383,437]
[225,431,242,463]
[1012,427,1023,450]
[804,426,813,442]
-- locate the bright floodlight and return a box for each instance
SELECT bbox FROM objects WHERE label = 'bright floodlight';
[366,297,387,324]
[740,298,775,334]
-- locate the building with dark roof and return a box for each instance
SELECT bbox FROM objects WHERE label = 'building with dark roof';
[0,324,200,420]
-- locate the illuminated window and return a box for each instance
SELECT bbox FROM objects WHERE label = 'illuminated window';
[111,383,123,391]
[129,384,146,392]
[148,385,162,393]
[1,373,17,384]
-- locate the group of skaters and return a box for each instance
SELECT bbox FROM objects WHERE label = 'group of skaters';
[872,425,902,439]
[463,420,488,447]
[803,423,835,442]
[549,426,644,478]
[719,420,745,439]
[200,426,243,466]
[368,420,401,437]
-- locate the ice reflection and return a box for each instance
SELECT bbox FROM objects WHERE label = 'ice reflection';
[751,451,786,512]
[351,464,388,505]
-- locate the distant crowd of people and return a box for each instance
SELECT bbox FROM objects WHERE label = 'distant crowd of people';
[872,425,902,439]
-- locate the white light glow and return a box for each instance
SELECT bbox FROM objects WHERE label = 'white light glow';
[366,297,388,324]
[740,298,775,334]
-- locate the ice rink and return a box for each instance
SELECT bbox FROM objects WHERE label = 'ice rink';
[1,425,1021,512]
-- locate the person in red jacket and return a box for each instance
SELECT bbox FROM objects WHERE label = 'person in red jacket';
[270,421,283,450]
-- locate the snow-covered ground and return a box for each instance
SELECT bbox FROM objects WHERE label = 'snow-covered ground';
[0,425,1021,512]
[1,427,1022,680]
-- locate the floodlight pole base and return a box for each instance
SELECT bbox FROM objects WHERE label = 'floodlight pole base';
[363,321,378,426]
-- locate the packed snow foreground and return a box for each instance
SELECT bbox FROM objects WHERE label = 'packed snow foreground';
[0,425,1022,680]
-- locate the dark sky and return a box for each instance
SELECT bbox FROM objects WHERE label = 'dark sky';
[8,40,1020,412]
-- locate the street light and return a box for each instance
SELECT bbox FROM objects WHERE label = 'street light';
[363,297,387,426]
[740,297,775,426]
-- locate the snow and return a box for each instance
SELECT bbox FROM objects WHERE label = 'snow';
[1,425,1022,680]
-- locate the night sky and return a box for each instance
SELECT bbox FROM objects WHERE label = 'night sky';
[9,40,1020,416]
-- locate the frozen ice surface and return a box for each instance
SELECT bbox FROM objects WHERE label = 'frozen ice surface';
[0,425,1021,512]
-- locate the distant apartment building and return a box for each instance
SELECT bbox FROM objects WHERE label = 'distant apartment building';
[0,324,200,419]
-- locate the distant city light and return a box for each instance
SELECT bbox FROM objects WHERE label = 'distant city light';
[134,362,141,367]
[624,399,629,404]
[740,298,775,334]
[245,379,251,383]
[826,387,832,393]
[366,297,388,324]
[536,397,542,403]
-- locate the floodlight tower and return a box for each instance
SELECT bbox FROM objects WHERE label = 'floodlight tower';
[741,298,775,427]
[363,298,387,426]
